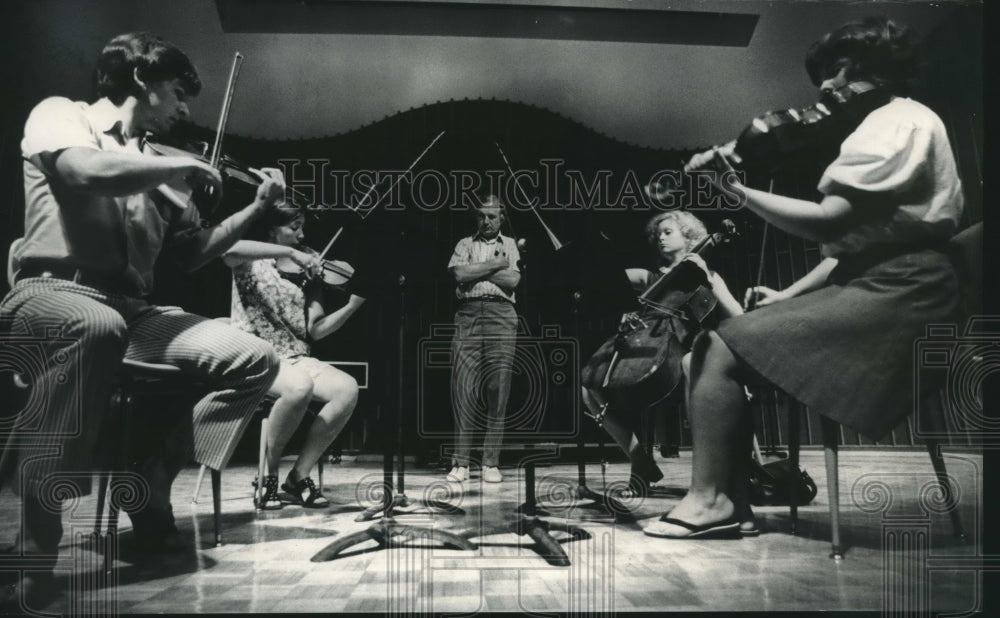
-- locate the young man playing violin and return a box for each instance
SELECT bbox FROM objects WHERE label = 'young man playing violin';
[225,206,365,509]
[644,15,963,539]
[581,211,742,497]
[1,32,285,609]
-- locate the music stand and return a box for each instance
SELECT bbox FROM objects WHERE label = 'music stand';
[312,270,473,562]
[549,236,643,521]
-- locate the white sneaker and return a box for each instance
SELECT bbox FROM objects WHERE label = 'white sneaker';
[446,466,468,482]
[483,466,503,483]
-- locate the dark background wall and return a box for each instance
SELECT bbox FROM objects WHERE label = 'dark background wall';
[0,1,984,458]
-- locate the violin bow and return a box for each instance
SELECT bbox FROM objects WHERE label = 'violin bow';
[494,142,564,251]
[744,178,774,312]
[209,52,244,169]
[485,145,522,254]
[353,130,447,217]
[317,130,446,257]
[317,227,343,261]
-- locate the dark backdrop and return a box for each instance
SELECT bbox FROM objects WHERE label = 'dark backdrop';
[0,7,983,459]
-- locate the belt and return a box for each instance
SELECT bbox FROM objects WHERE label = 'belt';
[458,295,513,306]
[16,261,130,292]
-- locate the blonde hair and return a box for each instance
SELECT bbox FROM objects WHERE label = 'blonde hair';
[644,211,708,255]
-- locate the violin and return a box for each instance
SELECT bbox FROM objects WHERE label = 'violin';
[733,81,891,174]
[140,52,309,219]
[276,244,356,293]
[647,82,890,204]
[142,137,303,212]
[704,80,891,175]
[581,220,738,408]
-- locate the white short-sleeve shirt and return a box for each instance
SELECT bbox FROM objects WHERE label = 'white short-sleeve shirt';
[817,97,963,257]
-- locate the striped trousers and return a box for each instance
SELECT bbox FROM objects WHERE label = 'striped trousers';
[450,300,518,468]
[0,277,278,560]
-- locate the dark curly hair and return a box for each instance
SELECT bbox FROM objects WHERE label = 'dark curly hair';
[805,15,919,94]
[247,203,304,242]
[95,32,201,104]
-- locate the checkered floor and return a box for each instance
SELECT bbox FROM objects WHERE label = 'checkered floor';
[0,449,983,614]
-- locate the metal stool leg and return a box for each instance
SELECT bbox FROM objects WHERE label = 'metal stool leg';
[94,473,110,537]
[255,418,268,509]
[820,417,843,560]
[103,385,129,574]
[192,465,208,505]
[211,468,222,547]
[788,408,801,534]
[925,438,967,542]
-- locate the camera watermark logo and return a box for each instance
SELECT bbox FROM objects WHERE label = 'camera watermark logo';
[913,317,1000,440]
[851,455,982,617]
[416,319,579,440]
[1,323,82,439]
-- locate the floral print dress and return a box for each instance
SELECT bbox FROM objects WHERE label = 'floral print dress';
[230,259,311,360]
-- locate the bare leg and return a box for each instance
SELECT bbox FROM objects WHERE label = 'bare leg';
[648,330,747,535]
[265,362,313,476]
[686,349,755,531]
[290,363,358,481]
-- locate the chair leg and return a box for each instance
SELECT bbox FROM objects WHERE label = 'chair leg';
[256,418,268,510]
[211,468,222,547]
[925,438,967,542]
[318,457,324,497]
[788,408,801,534]
[192,464,208,505]
[94,472,110,537]
[820,417,843,560]
[104,385,129,574]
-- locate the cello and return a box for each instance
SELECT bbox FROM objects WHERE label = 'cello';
[581,220,738,410]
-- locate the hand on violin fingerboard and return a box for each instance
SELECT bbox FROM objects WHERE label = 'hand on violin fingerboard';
[288,249,323,279]
[252,167,286,208]
[684,142,741,174]
[183,158,224,199]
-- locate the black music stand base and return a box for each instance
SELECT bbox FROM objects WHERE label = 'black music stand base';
[572,482,635,523]
[311,517,475,562]
[509,512,590,568]
[511,461,592,567]
[313,273,468,562]
[546,424,636,523]
[355,493,465,522]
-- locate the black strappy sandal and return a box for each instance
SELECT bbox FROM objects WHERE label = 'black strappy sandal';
[255,474,283,511]
[281,476,330,508]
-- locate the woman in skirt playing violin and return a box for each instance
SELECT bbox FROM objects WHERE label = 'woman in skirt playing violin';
[645,16,963,538]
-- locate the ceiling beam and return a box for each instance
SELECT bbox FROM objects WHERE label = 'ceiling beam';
[215,0,759,46]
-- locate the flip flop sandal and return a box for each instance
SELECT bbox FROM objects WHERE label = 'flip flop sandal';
[740,523,761,537]
[644,514,741,539]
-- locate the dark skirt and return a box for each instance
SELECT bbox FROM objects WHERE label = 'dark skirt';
[717,246,959,440]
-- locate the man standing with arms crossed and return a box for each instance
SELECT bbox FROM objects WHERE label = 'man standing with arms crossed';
[446,195,520,484]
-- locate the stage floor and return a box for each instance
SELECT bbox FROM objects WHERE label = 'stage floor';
[2,449,983,614]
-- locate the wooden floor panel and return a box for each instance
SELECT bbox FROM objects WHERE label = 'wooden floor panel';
[0,449,983,614]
